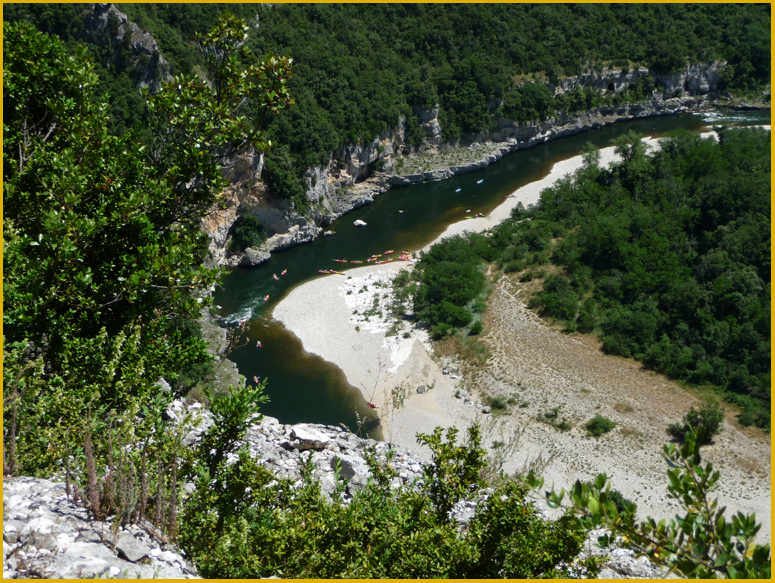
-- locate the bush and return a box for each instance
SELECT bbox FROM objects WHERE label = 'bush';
[428,301,473,328]
[229,214,267,252]
[485,395,507,411]
[469,321,483,335]
[607,489,637,516]
[183,420,588,578]
[431,322,454,339]
[738,407,756,427]
[667,400,725,445]
[586,415,617,437]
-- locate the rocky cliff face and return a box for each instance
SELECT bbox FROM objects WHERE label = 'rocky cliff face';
[83,4,172,91]
[202,62,737,267]
[552,62,724,98]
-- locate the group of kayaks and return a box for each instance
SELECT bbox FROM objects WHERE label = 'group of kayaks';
[261,269,290,302]
[321,250,413,274]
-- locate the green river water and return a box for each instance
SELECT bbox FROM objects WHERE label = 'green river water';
[213,110,770,437]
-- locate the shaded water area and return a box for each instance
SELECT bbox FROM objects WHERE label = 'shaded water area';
[214,110,770,437]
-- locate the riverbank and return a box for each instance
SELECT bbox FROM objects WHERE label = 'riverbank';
[222,101,770,267]
[271,137,770,542]
[271,141,628,449]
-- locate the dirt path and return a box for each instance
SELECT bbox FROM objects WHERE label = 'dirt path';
[465,272,770,542]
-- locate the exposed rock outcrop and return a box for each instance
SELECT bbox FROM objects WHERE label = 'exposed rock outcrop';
[551,62,724,98]
[4,406,678,579]
[3,477,199,579]
[83,4,172,91]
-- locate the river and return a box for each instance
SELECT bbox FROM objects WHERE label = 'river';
[213,109,770,437]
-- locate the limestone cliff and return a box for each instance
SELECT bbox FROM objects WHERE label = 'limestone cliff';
[201,61,759,267]
[551,62,724,98]
[83,4,172,91]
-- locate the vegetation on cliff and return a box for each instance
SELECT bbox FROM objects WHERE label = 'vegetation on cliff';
[4,3,770,207]
[2,16,770,579]
[2,15,292,478]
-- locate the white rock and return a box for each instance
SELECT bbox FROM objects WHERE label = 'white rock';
[290,426,331,450]
[20,517,56,537]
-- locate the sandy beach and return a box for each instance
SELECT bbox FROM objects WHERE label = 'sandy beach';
[272,139,771,542]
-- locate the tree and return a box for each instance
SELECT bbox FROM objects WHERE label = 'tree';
[3,15,292,482]
[144,13,293,225]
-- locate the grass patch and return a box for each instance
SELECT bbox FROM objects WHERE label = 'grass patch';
[619,426,642,439]
[434,334,491,369]
[538,407,572,432]
[586,414,617,437]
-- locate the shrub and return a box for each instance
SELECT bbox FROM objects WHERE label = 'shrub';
[607,489,637,516]
[431,322,454,339]
[586,415,617,437]
[504,259,526,273]
[485,395,507,411]
[229,214,267,252]
[469,321,483,335]
[738,407,756,427]
[576,309,596,333]
[667,400,725,445]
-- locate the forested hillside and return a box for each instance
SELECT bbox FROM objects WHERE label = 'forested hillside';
[408,128,770,428]
[4,3,770,204]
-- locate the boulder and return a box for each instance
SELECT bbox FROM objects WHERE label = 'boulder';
[290,425,331,450]
[331,453,370,481]
[239,247,271,267]
[115,532,150,563]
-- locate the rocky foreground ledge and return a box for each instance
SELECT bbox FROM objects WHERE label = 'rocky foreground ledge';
[4,399,677,579]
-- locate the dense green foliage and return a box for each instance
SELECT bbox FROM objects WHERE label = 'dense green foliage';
[535,129,770,427]
[585,415,617,437]
[5,3,770,203]
[412,235,486,338]
[228,214,267,253]
[3,14,292,487]
[546,428,771,578]
[667,400,726,446]
[2,9,771,579]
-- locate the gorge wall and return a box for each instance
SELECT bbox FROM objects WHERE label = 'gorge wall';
[208,62,728,267]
